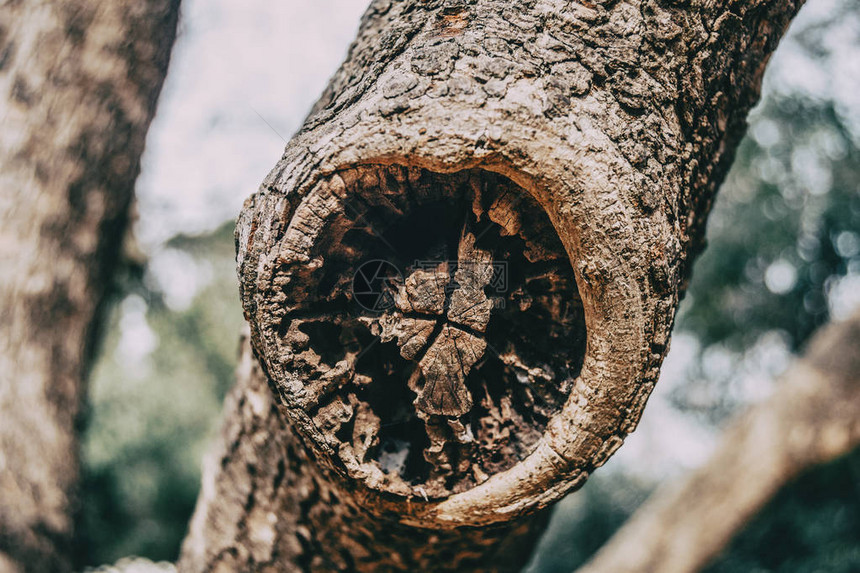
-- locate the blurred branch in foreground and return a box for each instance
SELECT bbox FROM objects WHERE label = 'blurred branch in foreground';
[579,309,860,573]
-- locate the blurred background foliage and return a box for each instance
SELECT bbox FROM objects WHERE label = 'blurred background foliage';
[79,221,243,565]
[77,0,860,570]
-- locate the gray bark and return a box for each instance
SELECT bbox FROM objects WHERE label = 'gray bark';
[0,2,179,571]
[578,309,860,573]
[182,0,804,570]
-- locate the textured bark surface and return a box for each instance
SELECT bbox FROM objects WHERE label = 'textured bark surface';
[0,2,179,571]
[186,0,803,569]
[579,309,860,573]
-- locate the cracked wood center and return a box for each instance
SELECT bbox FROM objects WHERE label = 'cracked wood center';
[249,164,586,499]
[372,226,494,418]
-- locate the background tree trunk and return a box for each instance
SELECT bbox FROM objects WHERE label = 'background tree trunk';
[0,2,179,571]
[578,309,860,573]
[182,0,804,570]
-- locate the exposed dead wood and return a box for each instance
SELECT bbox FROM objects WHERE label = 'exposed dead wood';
[247,166,584,501]
[180,334,547,572]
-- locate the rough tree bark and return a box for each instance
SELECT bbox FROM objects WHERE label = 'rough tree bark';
[182,0,804,570]
[0,2,180,571]
[579,309,860,573]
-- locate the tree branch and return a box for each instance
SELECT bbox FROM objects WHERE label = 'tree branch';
[578,309,860,573]
[186,0,804,568]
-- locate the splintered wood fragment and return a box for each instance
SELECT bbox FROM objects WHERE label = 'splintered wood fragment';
[376,314,437,360]
[484,186,554,263]
[486,193,522,236]
[351,398,382,463]
[416,325,487,417]
[447,230,495,332]
[396,263,449,315]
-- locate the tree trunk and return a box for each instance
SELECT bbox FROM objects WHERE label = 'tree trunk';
[182,0,803,570]
[0,2,179,571]
[578,309,860,573]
